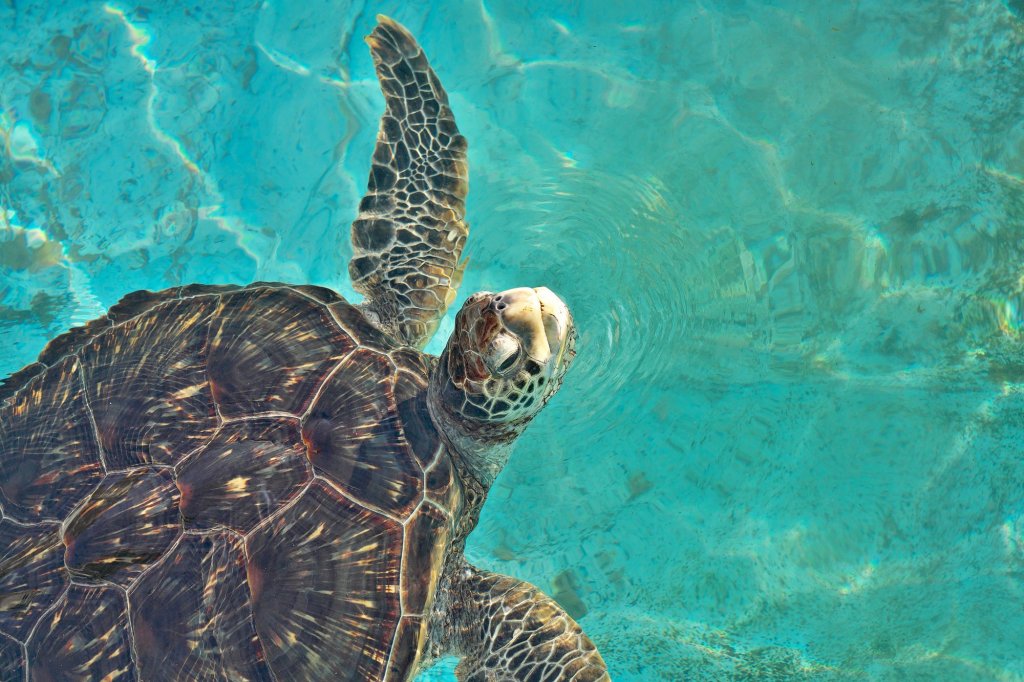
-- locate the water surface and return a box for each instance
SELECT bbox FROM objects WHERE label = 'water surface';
[2,1,1024,680]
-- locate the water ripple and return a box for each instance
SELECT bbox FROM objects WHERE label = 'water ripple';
[472,167,693,437]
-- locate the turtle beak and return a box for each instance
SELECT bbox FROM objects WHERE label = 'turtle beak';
[534,286,572,365]
[492,287,573,368]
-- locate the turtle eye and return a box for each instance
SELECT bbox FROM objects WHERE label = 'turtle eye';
[496,350,518,373]
[484,334,521,376]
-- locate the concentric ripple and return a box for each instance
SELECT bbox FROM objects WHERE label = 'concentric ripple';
[465,167,694,439]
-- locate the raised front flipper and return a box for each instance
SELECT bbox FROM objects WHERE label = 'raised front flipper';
[350,15,469,349]
[446,562,610,682]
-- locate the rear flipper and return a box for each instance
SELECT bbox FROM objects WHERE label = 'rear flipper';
[444,561,610,681]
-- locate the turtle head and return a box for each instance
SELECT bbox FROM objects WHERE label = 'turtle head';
[428,287,577,486]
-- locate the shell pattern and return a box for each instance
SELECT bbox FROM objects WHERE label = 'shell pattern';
[0,283,464,681]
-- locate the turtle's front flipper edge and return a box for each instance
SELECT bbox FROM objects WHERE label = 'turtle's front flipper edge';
[350,15,469,350]
[437,560,611,681]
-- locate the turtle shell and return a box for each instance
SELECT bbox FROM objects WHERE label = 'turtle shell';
[0,283,465,681]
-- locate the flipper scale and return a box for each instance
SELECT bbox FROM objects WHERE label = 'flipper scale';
[351,15,469,349]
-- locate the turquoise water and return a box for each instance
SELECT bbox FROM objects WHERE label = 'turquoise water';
[2,1,1024,680]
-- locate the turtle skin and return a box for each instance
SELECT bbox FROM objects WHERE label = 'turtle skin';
[0,283,465,681]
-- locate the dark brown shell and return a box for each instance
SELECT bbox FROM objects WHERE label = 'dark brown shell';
[0,283,464,681]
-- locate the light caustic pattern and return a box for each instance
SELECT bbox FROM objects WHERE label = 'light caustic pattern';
[2,1,1024,681]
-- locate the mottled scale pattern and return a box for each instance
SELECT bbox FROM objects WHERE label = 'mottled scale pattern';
[350,16,469,349]
[400,502,450,616]
[62,468,180,585]
[395,370,441,469]
[27,585,134,680]
[82,295,220,468]
[129,532,272,681]
[302,348,423,518]
[0,631,23,681]
[177,418,310,533]
[391,346,434,377]
[385,616,426,682]
[245,481,402,681]
[0,358,103,521]
[0,275,461,680]
[425,453,463,516]
[328,297,396,352]
[208,287,355,417]
[0,520,66,639]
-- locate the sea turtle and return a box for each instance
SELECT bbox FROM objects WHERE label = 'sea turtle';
[0,15,609,682]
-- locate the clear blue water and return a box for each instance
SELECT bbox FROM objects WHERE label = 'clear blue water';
[2,1,1024,680]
